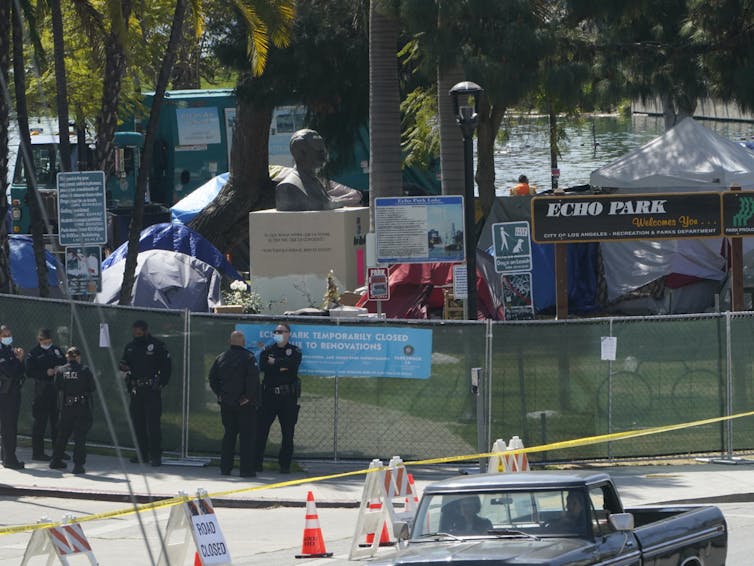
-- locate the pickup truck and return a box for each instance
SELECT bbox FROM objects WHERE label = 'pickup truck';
[372,471,727,566]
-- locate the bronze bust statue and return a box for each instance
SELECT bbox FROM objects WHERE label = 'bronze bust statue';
[274,129,361,211]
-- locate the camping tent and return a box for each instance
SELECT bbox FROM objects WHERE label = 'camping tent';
[589,117,754,311]
[590,117,754,191]
[9,235,64,297]
[96,223,243,312]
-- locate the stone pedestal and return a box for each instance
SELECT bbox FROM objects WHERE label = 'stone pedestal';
[249,207,369,314]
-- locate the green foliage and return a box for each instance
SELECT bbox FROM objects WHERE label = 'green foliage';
[401,87,439,169]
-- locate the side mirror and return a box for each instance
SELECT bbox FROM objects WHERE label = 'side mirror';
[608,513,634,532]
[393,521,410,541]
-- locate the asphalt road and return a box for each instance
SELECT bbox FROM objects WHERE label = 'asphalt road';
[1,497,750,565]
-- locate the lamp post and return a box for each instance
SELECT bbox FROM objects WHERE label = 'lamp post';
[449,81,483,320]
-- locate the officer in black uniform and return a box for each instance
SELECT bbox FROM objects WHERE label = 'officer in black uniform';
[119,320,172,467]
[25,329,66,461]
[0,325,26,470]
[255,323,302,474]
[209,330,260,477]
[49,347,96,474]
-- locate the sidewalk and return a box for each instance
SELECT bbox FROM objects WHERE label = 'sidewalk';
[3,447,754,509]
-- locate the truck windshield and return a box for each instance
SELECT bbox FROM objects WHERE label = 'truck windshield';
[412,489,589,540]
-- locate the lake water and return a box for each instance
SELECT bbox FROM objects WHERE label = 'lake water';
[493,114,754,194]
[8,113,754,191]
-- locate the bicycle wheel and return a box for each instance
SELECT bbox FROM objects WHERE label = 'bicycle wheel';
[596,371,653,429]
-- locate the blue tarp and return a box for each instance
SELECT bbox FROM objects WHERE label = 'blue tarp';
[170,173,228,224]
[9,235,62,290]
[102,222,243,281]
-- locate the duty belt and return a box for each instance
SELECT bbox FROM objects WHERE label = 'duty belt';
[266,383,294,395]
[64,394,88,406]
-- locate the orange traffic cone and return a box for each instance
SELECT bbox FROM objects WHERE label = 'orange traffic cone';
[194,551,202,565]
[360,501,394,547]
[295,491,333,558]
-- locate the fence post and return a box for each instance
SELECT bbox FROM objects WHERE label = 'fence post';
[725,311,733,458]
[181,308,190,459]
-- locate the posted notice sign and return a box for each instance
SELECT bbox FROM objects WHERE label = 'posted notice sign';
[375,196,465,263]
[57,171,107,245]
[492,221,532,273]
[367,267,390,301]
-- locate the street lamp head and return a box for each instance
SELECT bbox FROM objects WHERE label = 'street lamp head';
[449,81,483,138]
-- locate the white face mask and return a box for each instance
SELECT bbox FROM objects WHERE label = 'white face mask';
[1,337,13,346]
[40,343,53,350]
[273,333,285,344]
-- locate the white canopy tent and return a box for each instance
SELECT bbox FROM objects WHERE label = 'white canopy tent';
[589,118,754,308]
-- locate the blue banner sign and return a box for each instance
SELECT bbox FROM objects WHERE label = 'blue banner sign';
[236,323,432,379]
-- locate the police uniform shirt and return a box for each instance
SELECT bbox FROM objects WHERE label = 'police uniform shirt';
[259,343,302,387]
[209,345,260,407]
[121,336,172,386]
[26,344,66,383]
[55,361,96,399]
[0,344,24,388]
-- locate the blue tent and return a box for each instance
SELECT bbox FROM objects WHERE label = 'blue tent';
[98,223,243,311]
[170,172,228,224]
[9,235,63,296]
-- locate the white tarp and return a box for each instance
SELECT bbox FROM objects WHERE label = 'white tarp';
[590,118,754,302]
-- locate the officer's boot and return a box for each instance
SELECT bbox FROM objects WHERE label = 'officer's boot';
[32,436,51,461]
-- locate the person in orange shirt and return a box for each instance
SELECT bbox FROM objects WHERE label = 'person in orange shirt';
[510,174,534,196]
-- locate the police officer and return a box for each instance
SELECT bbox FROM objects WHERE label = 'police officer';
[49,347,96,474]
[255,323,301,474]
[209,331,260,477]
[25,329,66,461]
[0,325,25,470]
[119,320,172,467]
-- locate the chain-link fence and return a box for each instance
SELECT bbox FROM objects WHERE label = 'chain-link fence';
[1,294,752,464]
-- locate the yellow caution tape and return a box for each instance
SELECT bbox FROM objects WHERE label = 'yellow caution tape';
[2,408,753,536]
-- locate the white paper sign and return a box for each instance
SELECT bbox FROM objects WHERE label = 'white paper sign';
[191,513,231,565]
[600,336,617,361]
[99,323,110,348]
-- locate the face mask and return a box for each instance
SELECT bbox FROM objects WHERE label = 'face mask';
[273,334,285,344]
[1,337,12,346]
[40,343,52,350]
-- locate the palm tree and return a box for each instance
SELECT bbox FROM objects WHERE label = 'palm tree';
[12,1,50,297]
[188,0,296,252]
[0,0,12,293]
[95,0,133,176]
[118,0,190,304]
[368,0,403,231]
[49,0,72,172]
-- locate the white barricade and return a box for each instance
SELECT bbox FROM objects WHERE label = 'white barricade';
[487,435,530,473]
[349,456,419,561]
[21,515,98,565]
[157,489,231,566]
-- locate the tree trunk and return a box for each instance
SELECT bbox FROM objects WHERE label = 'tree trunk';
[95,0,133,176]
[171,4,201,90]
[0,0,12,293]
[475,97,505,220]
[50,0,72,172]
[119,0,188,305]
[368,0,402,232]
[188,96,276,253]
[12,3,50,297]
[438,63,465,196]
[660,92,697,131]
